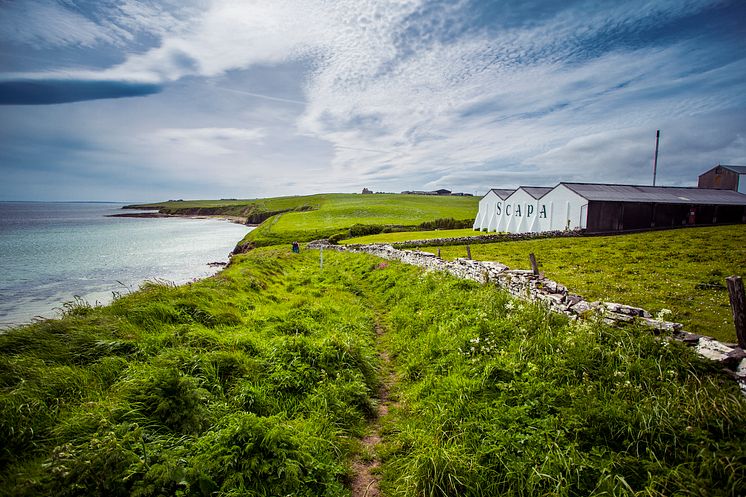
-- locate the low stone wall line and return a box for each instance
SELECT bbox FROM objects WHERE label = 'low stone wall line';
[306,239,746,394]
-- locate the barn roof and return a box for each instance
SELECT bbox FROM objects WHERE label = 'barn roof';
[719,165,746,174]
[520,186,553,199]
[488,188,516,199]
[561,182,746,205]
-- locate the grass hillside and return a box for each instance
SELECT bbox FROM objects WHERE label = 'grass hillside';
[129,194,479,247]
[414,225,746,343]
[126,195,326,223]
[240,194,478,246]
[2,248,744,496]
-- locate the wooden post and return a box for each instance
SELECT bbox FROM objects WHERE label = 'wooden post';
[320,247,324,270]
[437,247,441,258]
[529,253,539,276]
[466,245,471,260]
[726,276,746,348]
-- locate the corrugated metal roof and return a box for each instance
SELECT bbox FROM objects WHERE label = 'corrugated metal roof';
[561,182,746,205]
[520,186,553,199]
[488,188,516,199]
[720,165,746,174]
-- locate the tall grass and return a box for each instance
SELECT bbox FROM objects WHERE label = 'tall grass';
[361,266,746,496]
[0,249,381,496]
[425,225,746,343]
[2,247,745,496]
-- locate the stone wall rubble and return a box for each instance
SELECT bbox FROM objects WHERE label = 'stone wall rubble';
[307,239,746,394]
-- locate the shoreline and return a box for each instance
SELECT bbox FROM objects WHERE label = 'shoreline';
[107,212,257,226]
[1,211,253,331]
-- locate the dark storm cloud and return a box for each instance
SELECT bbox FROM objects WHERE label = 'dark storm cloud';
[0,78,162,105]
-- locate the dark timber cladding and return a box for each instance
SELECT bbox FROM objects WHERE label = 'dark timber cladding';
[562,183,746,233]
[698,164,746,190]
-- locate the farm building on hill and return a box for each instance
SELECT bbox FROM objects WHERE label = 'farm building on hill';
[698,164,746,193]
[473,182,746,234]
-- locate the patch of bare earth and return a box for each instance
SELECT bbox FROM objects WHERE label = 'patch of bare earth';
[349,324,395,497]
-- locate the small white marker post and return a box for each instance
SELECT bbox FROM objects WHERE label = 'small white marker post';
[320,246,324,270]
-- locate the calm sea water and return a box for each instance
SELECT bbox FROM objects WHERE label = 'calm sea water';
[0,202,251,328]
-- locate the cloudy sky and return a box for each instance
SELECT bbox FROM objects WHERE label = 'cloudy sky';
[1,0,744,201]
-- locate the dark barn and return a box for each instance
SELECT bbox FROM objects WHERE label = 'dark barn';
[698,164,746,192]
[561,183,746,233]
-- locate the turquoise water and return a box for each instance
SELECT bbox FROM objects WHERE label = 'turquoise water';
[0,202,251,328]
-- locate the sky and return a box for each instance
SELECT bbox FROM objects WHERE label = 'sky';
[0,0,744,202]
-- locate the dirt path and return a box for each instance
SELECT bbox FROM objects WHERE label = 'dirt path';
[349,323,395,497]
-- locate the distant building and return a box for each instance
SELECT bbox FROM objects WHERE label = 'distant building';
[361,188,373,194]
[698,165,746,193]
[400,189,457,196]
[474,182,746,234]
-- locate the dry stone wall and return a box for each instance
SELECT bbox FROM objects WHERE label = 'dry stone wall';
[307,239,746,394]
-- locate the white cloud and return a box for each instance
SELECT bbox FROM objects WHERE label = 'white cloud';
[2,0,744,199]
[0,0,116,48]
[151,127,266,155]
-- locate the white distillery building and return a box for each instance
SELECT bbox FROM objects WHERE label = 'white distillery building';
[497,187,552,233]
[473,188,514,232]
[473,182,746,234]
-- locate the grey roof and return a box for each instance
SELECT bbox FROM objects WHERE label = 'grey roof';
[719,165,746,174]
[561,182,746,205]
[520,186,553,199]
[488,188,516,200]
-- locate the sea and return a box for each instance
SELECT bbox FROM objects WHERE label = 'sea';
[0,202,251,329]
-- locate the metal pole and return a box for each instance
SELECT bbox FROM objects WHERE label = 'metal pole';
[652,129,660,186]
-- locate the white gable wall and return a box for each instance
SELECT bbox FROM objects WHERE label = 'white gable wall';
[739,174,746,194]
[500,189,547,233]
[473,194,489,230]
[473,185,594,234]
[540,184,588,231]
[473,190,503,231]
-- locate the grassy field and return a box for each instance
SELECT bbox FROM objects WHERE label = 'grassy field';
[127,195,324,216]
[131,193,479,247]
[411,225,746,343]
[0,249,382,496]
[342,228,487,244]
[2,249,744,496]
[369,265,746,496]
[241,194,478,246]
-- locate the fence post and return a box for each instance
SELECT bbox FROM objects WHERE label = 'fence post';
[726,276,746,348]
[529,253,539,276]
[320,247,324,270]
[466,245,471,260]
[437,247,441,258]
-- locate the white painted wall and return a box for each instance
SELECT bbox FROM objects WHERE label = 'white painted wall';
[499,188,547,233]
[473,190,502,231]
[473,184,589,233]
[738,174,746,194]
[540,184,588,231]
[473,194,488,230]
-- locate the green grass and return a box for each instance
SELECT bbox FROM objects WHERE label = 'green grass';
[413,225,746,343]
[0,249,384,496]
[242,193,478,246]
[126,195,323,215]
[342,228,488,245]
[131,193,479,247]
[365,267,746,497]
[1,248,745,495]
